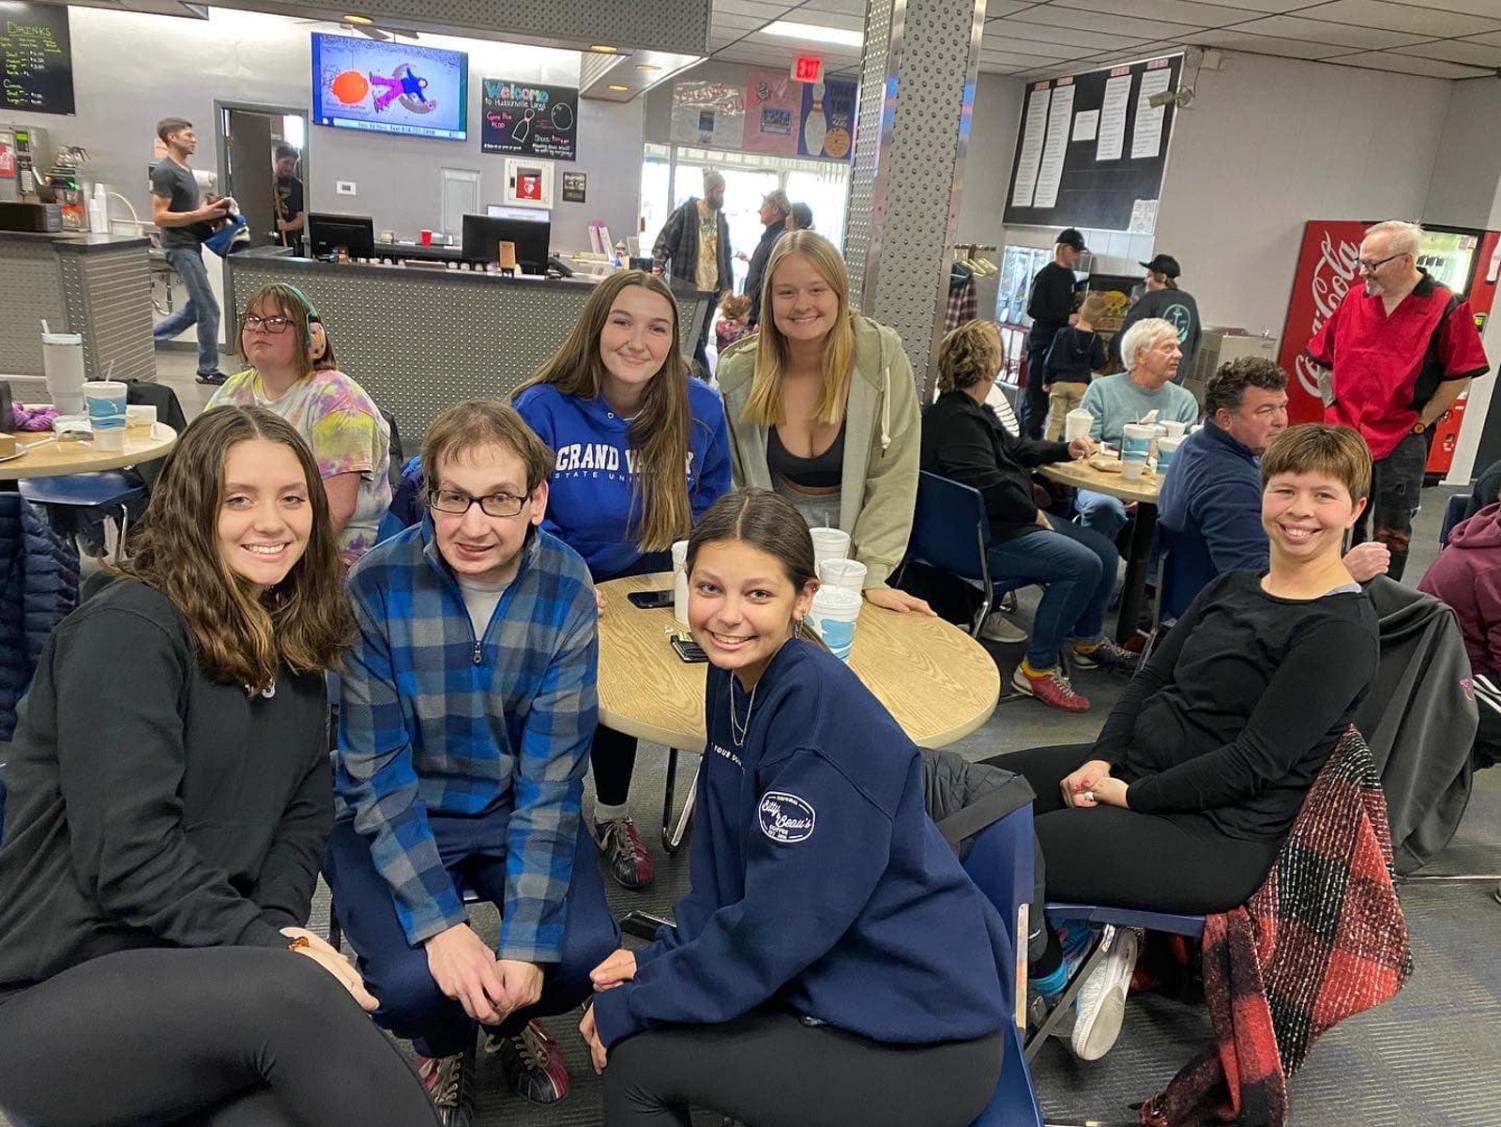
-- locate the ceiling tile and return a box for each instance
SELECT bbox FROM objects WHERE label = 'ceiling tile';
[1049,0,1267,25]
[777,10,864,32]
[1295,0,1501,38]
[1190,28,1355,58]
[986,18,1151,49]
[1007,7,1205,39]
[981,0,1045,17]
[795,0,870,14]
[712,0,795,19]
[712,14,771,31]
[980,47,1069,65]
[1226,14,1432,49]
[1467,31,1501,48]
[1328,50,1492,79]
[978,33,1087,58]
[1391,0,1501,18]
[1391,38,1501,67]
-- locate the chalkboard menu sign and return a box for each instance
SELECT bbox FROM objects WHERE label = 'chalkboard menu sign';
[481,79,577,161]
[1,2,75,115]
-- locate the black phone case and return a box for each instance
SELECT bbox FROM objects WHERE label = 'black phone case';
[670,635,708,663]
[627,589,674,609]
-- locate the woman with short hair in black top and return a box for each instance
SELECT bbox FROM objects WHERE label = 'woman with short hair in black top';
[992,424,1380,1064]
[0,407,437,1127]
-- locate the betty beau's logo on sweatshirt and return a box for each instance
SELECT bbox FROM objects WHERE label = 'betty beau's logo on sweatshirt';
[759,791,816,844]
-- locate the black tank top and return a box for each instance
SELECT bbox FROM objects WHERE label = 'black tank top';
[767,420,846,489]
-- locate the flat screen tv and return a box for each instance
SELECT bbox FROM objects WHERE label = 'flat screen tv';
[311,33,468,142]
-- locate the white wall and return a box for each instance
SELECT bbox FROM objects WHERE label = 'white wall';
[1153,51,1453,339]
[2,7,643,252]
[953,72,1024,317]
[1424,80,1501,232]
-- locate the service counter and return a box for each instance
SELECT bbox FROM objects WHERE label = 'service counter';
[225,251,714,440]
[0,231,156,382]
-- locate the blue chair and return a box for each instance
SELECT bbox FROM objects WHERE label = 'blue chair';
[1439,491,1469,547]
[19,470,146,563]
[964,805,1045,1127]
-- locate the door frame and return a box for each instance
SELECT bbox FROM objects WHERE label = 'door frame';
[213,99,311,214]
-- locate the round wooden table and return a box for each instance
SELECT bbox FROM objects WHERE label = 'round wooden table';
[1039,457,1161,642]
[596,572,1001,850]
[0,424,178,481]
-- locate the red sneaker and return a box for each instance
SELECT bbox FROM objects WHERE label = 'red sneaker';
[485,1019,569,1105]
[1012,664,1091,712]
[593,815,656,889]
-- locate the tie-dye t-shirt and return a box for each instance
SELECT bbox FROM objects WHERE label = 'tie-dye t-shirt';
[207,369,392,568]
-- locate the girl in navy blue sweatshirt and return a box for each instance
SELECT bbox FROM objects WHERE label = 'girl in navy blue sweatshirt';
[514,271,732,891]
[579,489,1008,1127]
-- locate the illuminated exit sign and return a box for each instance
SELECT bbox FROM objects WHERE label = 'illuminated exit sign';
[792,55,824,83]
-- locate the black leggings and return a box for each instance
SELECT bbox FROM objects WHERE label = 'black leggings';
[987,744,1282,915]
[0,947,439,1127]
[603,1008,1002,1127]
[593,724,638,808]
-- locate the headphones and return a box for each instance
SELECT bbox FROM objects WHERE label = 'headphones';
[280,283,328,363]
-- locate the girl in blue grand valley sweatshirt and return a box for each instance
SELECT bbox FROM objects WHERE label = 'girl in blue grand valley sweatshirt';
[579,489,1008,1127]
[514,270,732,893]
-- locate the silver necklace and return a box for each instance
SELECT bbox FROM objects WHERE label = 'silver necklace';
[729,678,757,748]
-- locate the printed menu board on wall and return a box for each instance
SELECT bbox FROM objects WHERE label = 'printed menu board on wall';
[797,77,856,161]
[481,79,578,160]
[1003,55,1181,232]
[1,2,75,115]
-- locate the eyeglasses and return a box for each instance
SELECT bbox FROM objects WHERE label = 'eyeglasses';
[428,488,529,518]
[241,314,296,334]
[1357,252,1406,273]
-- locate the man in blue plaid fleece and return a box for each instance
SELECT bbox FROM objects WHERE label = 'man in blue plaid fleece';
[325,398,618,1123]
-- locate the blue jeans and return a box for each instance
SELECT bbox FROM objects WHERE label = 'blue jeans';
[153,245,220,374]
[323,808,620,1058]
[987,515,1117,669]
[1075,488,1128,541]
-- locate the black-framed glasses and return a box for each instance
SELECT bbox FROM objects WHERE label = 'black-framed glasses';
[1357,252,1406,273]
[428,488,529,518]
[240,313,296,334]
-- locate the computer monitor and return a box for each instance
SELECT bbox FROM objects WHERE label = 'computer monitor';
[462,212,550,274]
[486,204,550,223]
[307,212,375,260]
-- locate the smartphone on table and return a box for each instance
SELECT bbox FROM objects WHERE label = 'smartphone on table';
[627,589,674,610]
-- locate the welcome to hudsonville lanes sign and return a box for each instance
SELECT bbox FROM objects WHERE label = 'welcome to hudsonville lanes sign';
[481,79,578,161]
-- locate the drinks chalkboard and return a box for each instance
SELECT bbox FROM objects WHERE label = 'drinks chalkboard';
[2,2,75,115]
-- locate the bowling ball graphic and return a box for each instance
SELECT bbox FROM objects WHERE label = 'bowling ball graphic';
[330,70,370,105]
[824,127,851,159]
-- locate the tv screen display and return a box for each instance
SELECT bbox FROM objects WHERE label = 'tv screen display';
[311,33,468,142]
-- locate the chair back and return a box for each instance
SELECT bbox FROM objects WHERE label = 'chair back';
[906,471,992,586]
[379,408,404,489]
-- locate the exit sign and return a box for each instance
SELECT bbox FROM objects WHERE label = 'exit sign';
[792,55,823,83]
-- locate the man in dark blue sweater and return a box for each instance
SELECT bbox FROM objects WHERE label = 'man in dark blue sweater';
[1158,358,1389,618]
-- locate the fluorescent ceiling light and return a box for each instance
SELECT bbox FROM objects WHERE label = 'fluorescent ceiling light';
[342,12,374,24]
[762,20,862,48]
[588,44,619,53]
[608,84,630,91]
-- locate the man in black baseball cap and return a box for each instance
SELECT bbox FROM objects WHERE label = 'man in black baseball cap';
[1021,229,1089,436]
[1058,228,1088,253]
[1113,251,1201,381]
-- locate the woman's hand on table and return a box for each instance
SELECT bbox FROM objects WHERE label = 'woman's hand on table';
[864,587,937,616]
[1068,437,1096,460]
[1060,759,1117,809]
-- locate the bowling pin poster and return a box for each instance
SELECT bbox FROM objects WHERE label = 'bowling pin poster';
[797,77,857,160]
[482,78,578,160]
[741,69,802,157]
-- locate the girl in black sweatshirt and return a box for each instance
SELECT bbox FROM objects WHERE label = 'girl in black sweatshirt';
[992,424,1379,1064]
[0,407,437,1126]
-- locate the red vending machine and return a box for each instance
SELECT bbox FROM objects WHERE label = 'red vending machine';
[1276,221,1499,478]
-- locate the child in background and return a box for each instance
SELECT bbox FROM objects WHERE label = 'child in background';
[715,293,752,353]
[1043,292,1109,441]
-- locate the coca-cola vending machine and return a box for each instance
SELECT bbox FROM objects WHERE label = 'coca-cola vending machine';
[1276,220,1500,478]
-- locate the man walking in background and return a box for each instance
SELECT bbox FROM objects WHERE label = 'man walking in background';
[743,188,790,327]
[1307,219,1489,580]
[272,143,306,256]
[150,117,231,385]
[652,168,732,376]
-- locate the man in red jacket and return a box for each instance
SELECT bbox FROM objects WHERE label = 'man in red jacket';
[1307,219,1489,580]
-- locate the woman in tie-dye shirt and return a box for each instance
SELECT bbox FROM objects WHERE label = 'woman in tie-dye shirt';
[208,284,391,568]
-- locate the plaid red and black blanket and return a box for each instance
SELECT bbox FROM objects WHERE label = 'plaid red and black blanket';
[1140,726,1413,1127]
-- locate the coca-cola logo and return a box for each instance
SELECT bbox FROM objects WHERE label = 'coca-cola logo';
[1294,231,1361,398]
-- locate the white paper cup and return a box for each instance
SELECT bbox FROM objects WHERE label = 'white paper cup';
[817,557,867,594]
[1121,423,1154,467]
[809,585,862,662]
[84,380,128,452]
[126,404,156,429]
[1156,435,1183,473]
[1064,408,1093,443]
[810,526,851,567]
[1162,419,1187,439]
[1122,458,1146,481]
[671,539,690,625]
[42,331,86,416]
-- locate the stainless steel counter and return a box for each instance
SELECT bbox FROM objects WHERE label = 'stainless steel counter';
[0,231,156,381]
[226,254,714,440]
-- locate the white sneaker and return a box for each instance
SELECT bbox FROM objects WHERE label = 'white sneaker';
[979,611,1028,644]
[1070,927,1140,1061]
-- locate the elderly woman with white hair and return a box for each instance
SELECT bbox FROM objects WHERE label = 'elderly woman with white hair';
[1074,317,1201,539]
